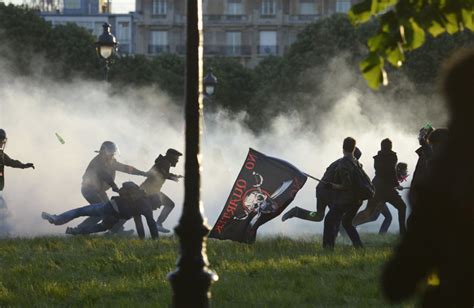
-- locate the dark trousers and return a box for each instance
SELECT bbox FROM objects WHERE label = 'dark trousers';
[354,203,393,234]
[107,191,175,232]
[156,192,175,224]
[53,203,116,225]
[292,200,345,236]
[76,186,127,233]
[353,187,406,234]
[323,203,363,249]
[53,203,119,235]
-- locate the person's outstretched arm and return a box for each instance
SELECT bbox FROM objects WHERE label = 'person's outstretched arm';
[113,160,147,177]
[3,153,34,169]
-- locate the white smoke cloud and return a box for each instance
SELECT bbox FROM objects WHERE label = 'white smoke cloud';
[0,55,447,239]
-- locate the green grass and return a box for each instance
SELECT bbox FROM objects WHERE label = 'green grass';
[0,234,414,307]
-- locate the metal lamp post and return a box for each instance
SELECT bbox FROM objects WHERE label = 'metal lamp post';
[167,1,218,307]
[96,23,117,81]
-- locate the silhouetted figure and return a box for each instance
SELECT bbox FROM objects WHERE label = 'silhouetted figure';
[140,148,183,233]
[382,49,474,307]
[322,137,364,249]
[353,139,407,234]
[0,129,34,235]
[408,124,434,220]
[282,148,362,223]
[354,162,409,234]
[42,182,159,239]
[76,141,147,234]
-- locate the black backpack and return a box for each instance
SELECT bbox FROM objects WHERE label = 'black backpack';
[349,159,375,201]
[118,181,147,202]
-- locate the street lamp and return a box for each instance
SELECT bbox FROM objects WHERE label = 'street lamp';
[167,0,218,307]
[203,69,218,98]
[96,23,118,81]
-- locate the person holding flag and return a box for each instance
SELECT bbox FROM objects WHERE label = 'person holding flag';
[209,148,307,244]
[281,147,362,223]
[321,137,365,249]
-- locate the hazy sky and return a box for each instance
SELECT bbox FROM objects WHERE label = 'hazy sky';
[4,0,135,13]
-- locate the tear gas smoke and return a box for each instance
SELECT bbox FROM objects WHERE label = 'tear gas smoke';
[0,56,448,238]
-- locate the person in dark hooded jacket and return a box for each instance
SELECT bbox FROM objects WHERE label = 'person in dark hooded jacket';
[321,137,364,249]
[0,129,35,192]
[408,124,434,219]
[282,147,362,223]
[353,138,407,234]
[354,162,409,234]
[0,129,35,234]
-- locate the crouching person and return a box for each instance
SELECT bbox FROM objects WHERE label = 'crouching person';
[41,182,159,239]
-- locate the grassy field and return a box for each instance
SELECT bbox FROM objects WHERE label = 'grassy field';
[0,234,415,307]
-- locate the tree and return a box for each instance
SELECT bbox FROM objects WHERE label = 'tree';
[0,3,52,75]
[204,57,257,112]
[46,23,101,79]
[349,0,474,89]
[110,53,185,100]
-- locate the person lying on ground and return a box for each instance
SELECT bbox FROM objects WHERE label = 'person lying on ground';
[41,182,159,239]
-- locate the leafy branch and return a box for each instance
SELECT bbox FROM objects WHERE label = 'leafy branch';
[349,0,474,89]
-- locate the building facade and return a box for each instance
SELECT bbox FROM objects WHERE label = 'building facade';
[135,0,356,67]
[40,13,134,54]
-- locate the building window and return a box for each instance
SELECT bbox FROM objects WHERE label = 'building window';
[152,0,167,15]
[117,22,130,42]
[226,31,241,55]
[336,0,351,13]
[227,0,242,15]
[149,30,169,54]
[299,0,316,15]
[63,0,80,9]
[259,30,277,55]
[261,0,276,16]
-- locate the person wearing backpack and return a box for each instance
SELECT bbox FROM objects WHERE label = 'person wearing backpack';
[41,182,159,239]
[75,141,149,235]
[353,138,407,234]
[322,137,364,249]
[281,147,362,223]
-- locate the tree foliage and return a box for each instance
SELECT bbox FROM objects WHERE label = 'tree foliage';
[2,4,473,129]
[349,0,474,89]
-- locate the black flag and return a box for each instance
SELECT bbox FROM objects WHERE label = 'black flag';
[209,148,307,243]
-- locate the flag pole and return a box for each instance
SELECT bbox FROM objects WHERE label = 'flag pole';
[304,173,323,182]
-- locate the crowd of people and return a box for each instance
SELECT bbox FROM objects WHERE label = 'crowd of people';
[1,48,472,307]
[0,122,445,245]
[281,126,447,249]
[0,130,183,239]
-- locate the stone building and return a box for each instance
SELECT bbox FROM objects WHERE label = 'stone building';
[135,0,356,67]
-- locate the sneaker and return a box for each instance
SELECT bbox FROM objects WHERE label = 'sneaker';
[310,211,325,222]
[156,222,170,233]
[65,227,79,235]
[41,212,56,224]
[282,207,298,222]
